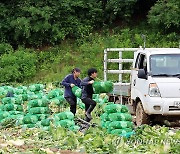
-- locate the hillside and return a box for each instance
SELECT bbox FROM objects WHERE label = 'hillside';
[32,26,179,84]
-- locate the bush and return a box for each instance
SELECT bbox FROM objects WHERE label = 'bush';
[0,43,13,55]
[0,0,103,46]
[148,0,180,31]
[104,0,137,23]
[0,48,37,82]
[0,0,145,47]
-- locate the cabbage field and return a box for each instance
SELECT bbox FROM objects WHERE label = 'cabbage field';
[0,83,179,154]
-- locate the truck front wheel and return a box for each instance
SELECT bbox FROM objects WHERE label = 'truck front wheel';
[136,101,150,126]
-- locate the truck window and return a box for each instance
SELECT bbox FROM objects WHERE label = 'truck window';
[150,54,180,75]
[136,54,147,70]
[135,53,140,68]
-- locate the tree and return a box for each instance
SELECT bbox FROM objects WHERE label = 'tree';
[148,0,180,31]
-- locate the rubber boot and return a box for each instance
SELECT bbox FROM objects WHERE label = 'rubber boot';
[70,105,76,116]
[84,116,91,122]
[85,105,95,120]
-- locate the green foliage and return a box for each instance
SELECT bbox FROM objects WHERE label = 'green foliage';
[0,25,179,83]
[29,26,179,83]
[0,0,103,46]
[0,43,13,55]
[0,0,178,47]
[0,48,37,83]
[148,0,180,31]
[104,0,137,22]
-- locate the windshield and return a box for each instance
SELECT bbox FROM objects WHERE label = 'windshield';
[150,54,180,76]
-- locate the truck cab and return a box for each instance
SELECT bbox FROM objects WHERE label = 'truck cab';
[131,48,180,125]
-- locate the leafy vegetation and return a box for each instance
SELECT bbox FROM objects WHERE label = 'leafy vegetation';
[0,48,37,83]
[0,0,179,47]
[0,25,178,84]
[148,0,180,31]
[32,27,179,83]
[0,124,179,153]
[0,0,103,46]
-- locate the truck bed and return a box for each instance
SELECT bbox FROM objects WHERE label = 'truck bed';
[111,84,130,96]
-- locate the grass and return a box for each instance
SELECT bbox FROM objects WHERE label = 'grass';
[29,25,179,84]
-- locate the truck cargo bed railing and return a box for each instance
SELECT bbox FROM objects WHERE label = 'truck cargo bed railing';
[104,48,139,98]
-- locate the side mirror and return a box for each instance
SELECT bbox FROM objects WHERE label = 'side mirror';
[138,69,147,80]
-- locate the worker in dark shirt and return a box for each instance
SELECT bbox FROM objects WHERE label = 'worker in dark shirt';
[81,68,97,122]
[61,68,81,115]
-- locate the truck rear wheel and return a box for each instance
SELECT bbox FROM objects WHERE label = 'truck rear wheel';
[136,101,150,126]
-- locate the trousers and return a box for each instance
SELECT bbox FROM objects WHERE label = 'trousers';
[65,97,77,115]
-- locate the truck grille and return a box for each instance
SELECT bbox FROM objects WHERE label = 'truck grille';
[169,106,180,111]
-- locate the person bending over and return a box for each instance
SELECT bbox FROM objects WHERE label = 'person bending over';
[81,68,97,122]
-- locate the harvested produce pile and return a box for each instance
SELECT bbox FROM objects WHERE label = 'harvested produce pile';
[48,88,65,113]
[54,111,80,131]
[101,104,134,137]
[0,85,75,131]
[47,88,65,106]
[23,97,50,130]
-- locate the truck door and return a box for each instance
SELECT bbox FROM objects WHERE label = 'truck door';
[131,53,148,100]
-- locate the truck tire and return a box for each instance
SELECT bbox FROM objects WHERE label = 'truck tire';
[136,101,150,126]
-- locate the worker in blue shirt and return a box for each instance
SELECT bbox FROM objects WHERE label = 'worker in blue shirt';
[61,68,81,115]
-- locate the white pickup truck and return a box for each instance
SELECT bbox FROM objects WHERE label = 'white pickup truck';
[104,47,180,126]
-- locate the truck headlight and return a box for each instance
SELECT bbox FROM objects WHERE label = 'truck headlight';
[149,83,161,97]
